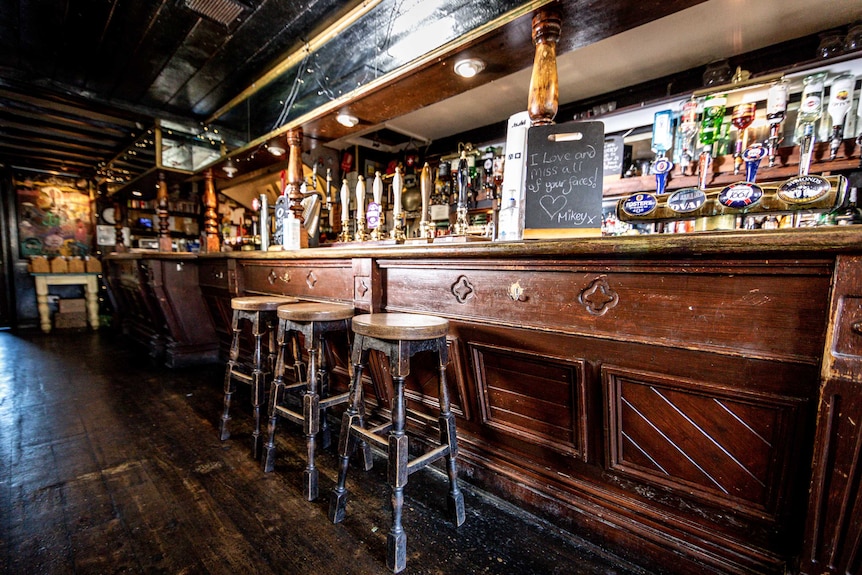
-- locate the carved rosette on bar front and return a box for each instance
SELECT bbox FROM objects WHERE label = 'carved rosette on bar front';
[286,128,309,248]
[202,169,221,253]
[156,172,172,252]
[527,5,561,126]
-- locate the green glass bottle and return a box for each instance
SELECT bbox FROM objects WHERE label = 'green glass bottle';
[699,94,727,149]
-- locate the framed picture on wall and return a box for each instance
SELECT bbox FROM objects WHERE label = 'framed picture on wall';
[14,174,93,257]
[364,160,382,179]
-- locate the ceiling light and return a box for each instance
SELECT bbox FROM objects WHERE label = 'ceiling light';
[336,112,360,128]
[453,58,485,78]
[267,138,285,156]
[222,159,237,177]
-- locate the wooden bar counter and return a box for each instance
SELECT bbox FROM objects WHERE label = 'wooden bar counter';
[105,228,862,575]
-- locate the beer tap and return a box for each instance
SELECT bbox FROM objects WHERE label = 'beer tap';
[326,168,334,230]
[390,166,406,243]
[651,109,674,195]
[419,163,434,240]
[795,72,827,176]
[338,178,351,242]
[857,80,862,168]
[257,194,269,251]
[370,171,384,241]
[826,72,854,161]
[454,149,470,235]
[765,79,789,168]
[354,175,367,241]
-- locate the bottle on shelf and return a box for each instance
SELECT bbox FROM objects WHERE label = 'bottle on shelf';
[795,72,827,176]
[765,79,789,168]
[697,93,727,189]
[835,187,862,225]
[677,98,699,176]
[826,72,855,161]
[731,102,756,175]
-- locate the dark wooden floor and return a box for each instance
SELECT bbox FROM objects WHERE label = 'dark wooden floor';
[0,329,656,575]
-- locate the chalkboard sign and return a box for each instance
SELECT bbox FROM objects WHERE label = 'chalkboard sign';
[603,135,627,179]
[523,121,604,239]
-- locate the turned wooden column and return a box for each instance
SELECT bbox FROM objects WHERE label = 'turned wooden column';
[113,199,126,253]
[527,5,561,126]
[202,169,221,253]
[286,127,309,248]
[156,172,172,252]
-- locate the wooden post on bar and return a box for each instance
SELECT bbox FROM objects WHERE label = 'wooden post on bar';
[113,198,126,253]
[156,172,172,252]
[202,169,221,253]
[286,127,308,248]
[528,5,561,126]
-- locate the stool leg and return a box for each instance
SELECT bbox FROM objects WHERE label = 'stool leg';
[329,344,369,524]
[262,320,288,473]
[219,311,241,441]
[251,313,266,460]
[436,337,465,527]
[302,332,321,501]
[317,337,331,450]
[266,316,278,374]
[291,331,306,385]
[387,373,409,573]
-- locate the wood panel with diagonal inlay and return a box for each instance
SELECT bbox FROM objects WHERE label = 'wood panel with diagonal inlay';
[604,366,807,517]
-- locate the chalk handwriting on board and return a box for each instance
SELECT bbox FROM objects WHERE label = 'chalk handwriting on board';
[603,135,624,177]
[523,121,604,234]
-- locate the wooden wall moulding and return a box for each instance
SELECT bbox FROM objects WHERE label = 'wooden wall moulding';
[603,365,808,518]
[239,259,353,302]
[380,259,832,364]
[352,257,381,312]
[471,341,587,461]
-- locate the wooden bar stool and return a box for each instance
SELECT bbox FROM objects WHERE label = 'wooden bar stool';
[219,295,299,459]
[329,312,466,573]
[262,301,357,501]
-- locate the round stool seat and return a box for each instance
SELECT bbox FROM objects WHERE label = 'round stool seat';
[277,302,354,322]
[231,295,299,312]
[352,313,448,341]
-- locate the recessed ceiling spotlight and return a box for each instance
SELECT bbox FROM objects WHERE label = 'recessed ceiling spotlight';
[453,57,485,78]
[267,138,285,156]
[336,112,360,128]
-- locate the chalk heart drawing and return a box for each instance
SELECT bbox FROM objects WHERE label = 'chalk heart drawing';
[540,194,567,219]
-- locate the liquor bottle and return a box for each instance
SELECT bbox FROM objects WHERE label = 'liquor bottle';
[699,94,727,150]
[835,187,862,225]
[765,79,789,167]
[795,72,827,176]
[698,93,726,189]
[677,98,699,175]
[826,72,855,160]
[731,102,756,175]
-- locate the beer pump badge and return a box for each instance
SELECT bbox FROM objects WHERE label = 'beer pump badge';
[621,193,658,217]
[718,182,763,209]
[777,175,831,204]
[667,187,706,214]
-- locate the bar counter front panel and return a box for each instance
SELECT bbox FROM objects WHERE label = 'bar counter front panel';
[105,229,862,575]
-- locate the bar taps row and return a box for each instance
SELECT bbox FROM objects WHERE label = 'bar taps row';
[255,162,437,248]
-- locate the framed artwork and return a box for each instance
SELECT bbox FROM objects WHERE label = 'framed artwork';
[364,159,382,178]
[15,174,93,257]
